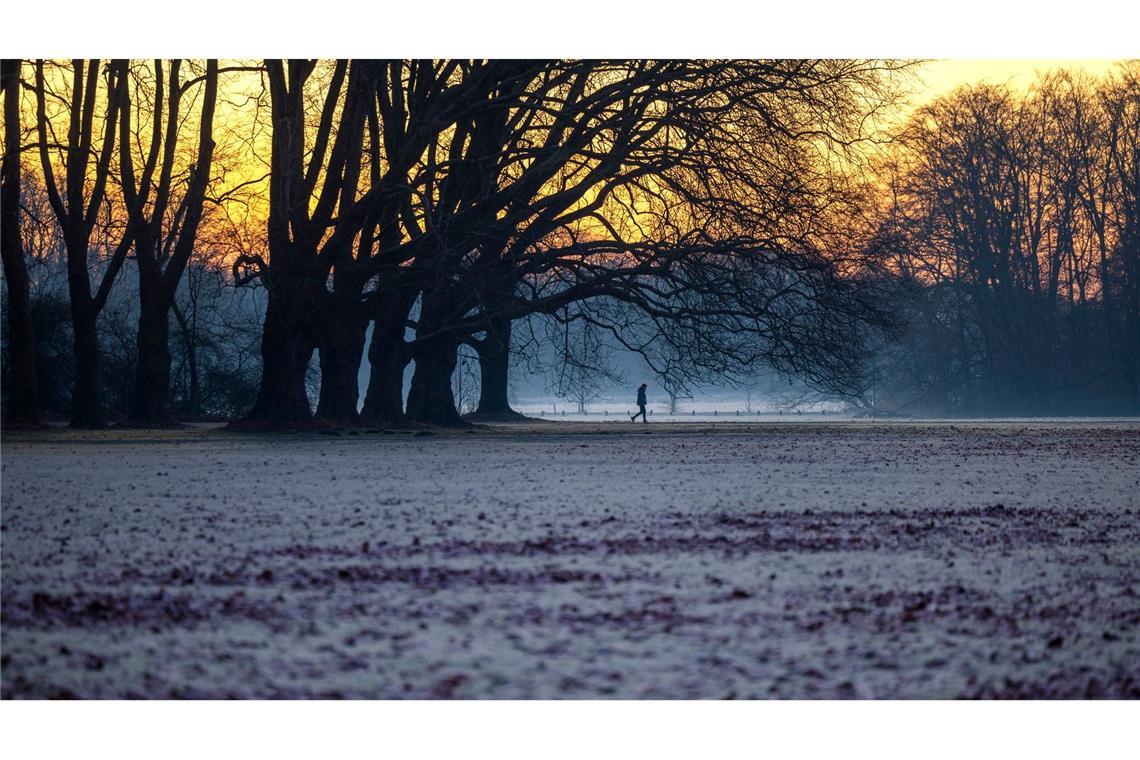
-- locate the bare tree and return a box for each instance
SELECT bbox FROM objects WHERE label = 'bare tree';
[864,64,1140,415]
[1,59,39,425]
[117,59,218,425]
[31,59,129,427]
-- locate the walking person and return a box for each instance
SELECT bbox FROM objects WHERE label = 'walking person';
[631,383,648,423]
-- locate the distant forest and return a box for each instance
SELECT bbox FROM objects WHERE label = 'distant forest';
[2,60,1137,427]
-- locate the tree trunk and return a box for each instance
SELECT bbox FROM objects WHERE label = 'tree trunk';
[473,316,523,419]
[405,289,467,426]
[130,306,172,424]
[248,296,315,423]
[360,294,414,425]
[127,255,173,425]
[314,253,370,425]
[63,224,106,427]
[1,235,39,424]
[68,288,104,428]
[127,246,167,424]
[405,338,464,426]
[316,312,367,424]
[247,261,316,424]
[359,326,409,425]
[1,59,39,425]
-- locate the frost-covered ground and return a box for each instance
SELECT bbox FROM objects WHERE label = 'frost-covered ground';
[2,420,1138,698]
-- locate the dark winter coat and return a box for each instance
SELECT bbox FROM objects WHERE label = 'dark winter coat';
[636,387,647,406]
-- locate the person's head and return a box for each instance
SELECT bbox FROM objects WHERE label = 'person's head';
[639,383,647,390]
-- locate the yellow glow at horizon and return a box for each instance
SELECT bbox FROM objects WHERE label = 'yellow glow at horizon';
[911,59,1126,106]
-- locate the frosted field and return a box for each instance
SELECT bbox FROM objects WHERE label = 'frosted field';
[2,420,1138,698]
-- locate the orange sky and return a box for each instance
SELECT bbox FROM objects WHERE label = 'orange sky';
[14,60,1131,246]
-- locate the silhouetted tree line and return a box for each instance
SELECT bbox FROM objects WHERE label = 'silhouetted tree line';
[2,60,264,424]
[4,58,907,427]
[861,66,1140,415]
[6,59,1134,427]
